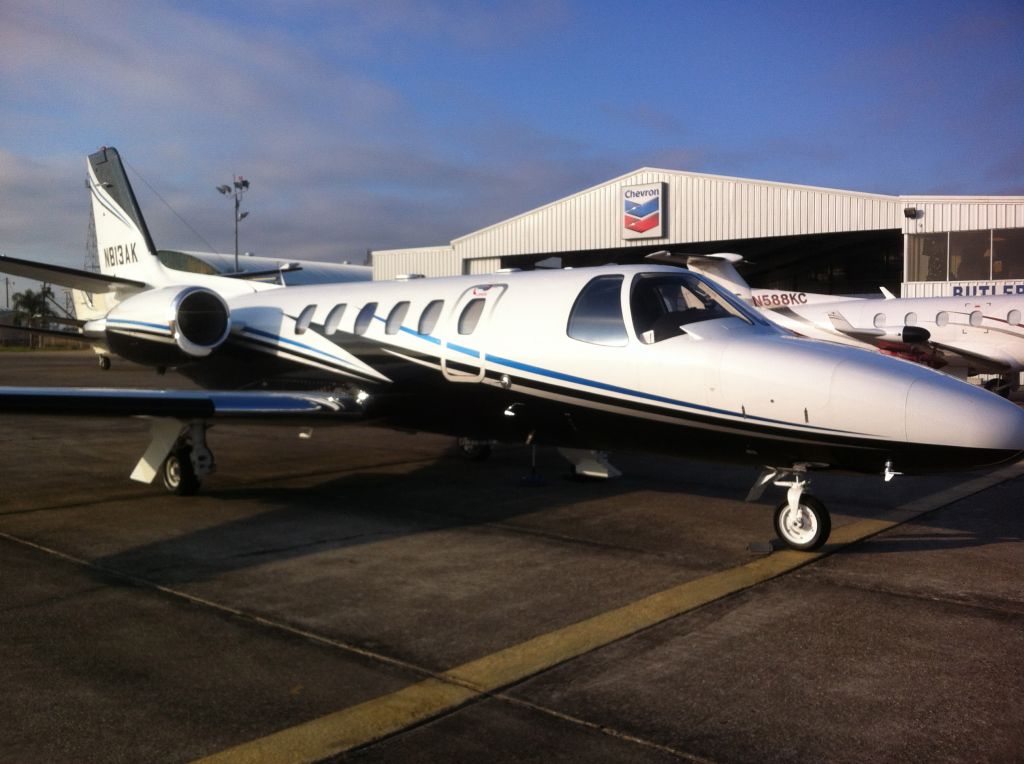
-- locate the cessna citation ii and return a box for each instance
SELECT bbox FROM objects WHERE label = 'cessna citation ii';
[2,148,1024,553]
[681,253,1024,394]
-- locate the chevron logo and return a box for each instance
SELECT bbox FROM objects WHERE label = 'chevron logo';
[622,184,664,238]
[624,198,660,233]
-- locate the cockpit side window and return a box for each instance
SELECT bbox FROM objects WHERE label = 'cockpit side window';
[567,275,628,346]
[630,272,754,344]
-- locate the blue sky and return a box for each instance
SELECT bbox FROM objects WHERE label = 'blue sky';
[1,0,1021,276]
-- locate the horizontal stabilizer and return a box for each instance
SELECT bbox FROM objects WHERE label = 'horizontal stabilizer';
[647,251,752,300]
[828,312,932,345]
[0,254,147,293]
[0,387,365,420]
[827,311,883,340]
[0,324,88,342]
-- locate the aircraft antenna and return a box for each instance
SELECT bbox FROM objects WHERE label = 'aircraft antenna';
[123,159,220,254]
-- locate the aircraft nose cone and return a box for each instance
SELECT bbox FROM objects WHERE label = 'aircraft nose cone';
[905,375,1024,464]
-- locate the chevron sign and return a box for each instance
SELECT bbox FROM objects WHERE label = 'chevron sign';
[622,183,665,239]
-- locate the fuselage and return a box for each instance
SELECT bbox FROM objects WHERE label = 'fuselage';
[176,264,1024,476]
[753,288,1024,374]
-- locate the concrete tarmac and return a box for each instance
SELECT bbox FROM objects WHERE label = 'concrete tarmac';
[1,351,1022,763]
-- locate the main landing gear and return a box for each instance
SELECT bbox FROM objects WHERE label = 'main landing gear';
[747,464,831,551]
[160,423,215,495]
[130,419,216,495]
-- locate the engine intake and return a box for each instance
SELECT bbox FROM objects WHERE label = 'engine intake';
[105,286,231,366]
[173,288,231,356]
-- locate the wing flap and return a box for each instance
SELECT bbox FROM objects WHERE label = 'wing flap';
[927,342,1016,373]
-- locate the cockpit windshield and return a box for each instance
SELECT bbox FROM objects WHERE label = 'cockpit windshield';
[630,271,762,343]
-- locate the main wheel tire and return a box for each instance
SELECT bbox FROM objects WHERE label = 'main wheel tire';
[774,494,830,551]
[162,447,201,495]
[456,437,492,462]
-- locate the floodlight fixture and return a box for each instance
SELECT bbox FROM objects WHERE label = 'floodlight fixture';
[217,174,252,272]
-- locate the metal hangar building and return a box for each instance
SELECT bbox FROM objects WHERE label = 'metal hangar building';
[371,167,1024,298]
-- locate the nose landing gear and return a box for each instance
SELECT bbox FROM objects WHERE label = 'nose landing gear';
[748,463,831,551]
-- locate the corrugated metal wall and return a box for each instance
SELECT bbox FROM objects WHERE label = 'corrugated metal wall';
[902,199,1024,234]
[451,168,904,260]
[370,167,1024,282]
[372,247,456,280]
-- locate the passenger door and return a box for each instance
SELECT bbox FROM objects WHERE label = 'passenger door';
[441,284,507,382]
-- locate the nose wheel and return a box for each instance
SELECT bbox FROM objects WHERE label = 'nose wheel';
[773,493,830,551]
[748,463,831,551]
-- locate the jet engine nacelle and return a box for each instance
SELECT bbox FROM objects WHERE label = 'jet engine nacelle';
[104,286,231,366]
[877,325,931,344]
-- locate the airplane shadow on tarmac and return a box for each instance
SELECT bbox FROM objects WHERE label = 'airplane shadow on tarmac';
[87,442,1018,588]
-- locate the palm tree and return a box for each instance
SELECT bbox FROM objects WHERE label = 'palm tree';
[11,285,55,348]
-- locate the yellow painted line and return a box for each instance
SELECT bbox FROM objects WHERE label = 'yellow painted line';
[195,462,1024,764]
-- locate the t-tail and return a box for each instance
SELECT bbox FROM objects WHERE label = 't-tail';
[87,146,170,287]
[681,253,753,301]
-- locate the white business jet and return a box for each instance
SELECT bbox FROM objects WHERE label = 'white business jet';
[680,252,1024,392]
[2,148,1023,552]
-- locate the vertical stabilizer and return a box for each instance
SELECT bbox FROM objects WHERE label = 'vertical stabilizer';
[87,147,169,286]
[684,254,752,301]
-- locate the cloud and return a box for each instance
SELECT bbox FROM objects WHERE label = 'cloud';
[0,150,87,265]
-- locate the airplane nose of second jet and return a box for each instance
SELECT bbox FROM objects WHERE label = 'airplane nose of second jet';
[904,374,1024,467]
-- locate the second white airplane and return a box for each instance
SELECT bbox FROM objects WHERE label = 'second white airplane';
[680,252,1024,393]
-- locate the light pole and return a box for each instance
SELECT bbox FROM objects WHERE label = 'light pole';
[216,176,250,273]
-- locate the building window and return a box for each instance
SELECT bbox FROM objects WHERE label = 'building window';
[993,228,1024,280]
[907,233,948,281]
[950,230,991,280]
[458,299,486,335]
[354,302,377,335]
[418,300,444,335]
[386,301,410,335]
[567,275,627,346]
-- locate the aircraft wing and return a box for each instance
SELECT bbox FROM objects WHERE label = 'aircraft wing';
[0,387,364,420]
[926,341,1017,373]
[0,254,147,293]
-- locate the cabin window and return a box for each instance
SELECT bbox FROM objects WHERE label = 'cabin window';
[936,311,950,327]
[295,304,317,335]
[1008,309,1021,325]
[567,275,627,346]
[905,312,917,325]
[458,298,486,335]
[873,313,886,328]
[354,302,377,335]
[418,300,444,335]
[324,304,346,334]
[630,272,754,344]
[969,310,984,327]
[386,301,410,335]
